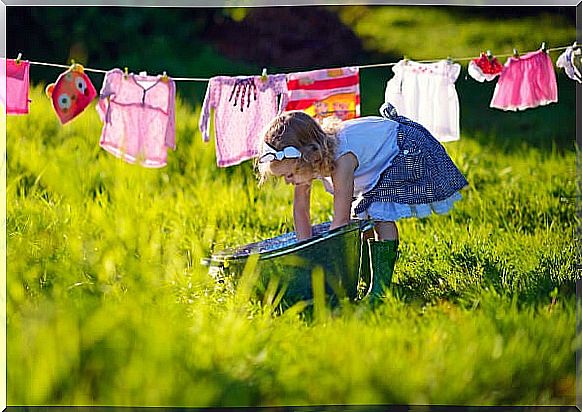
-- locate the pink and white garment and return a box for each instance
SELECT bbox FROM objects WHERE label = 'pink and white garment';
[384,59,461,142]
[490,49,557,111]
[97,69,176,168]
[1,58,31,115]
[199,74,288,167]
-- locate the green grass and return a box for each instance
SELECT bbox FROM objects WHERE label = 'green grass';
[7,82,577,406]
[6,6,579,407]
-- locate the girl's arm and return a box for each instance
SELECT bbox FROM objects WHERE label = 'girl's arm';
[330,153,357,230]
[294,182,312,240]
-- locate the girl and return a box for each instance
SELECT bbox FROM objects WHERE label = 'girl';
[256,102,468,301]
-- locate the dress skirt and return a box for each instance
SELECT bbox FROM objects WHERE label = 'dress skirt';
[353,102,468,221]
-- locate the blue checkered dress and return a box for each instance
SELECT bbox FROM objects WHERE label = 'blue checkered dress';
[353,103,469,215]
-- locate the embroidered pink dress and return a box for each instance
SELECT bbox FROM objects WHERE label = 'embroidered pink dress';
[199,74,288,167]
[97,69,176,167]
[490,49,557,111]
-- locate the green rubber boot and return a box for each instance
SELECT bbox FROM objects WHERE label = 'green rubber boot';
[367,239,399,301]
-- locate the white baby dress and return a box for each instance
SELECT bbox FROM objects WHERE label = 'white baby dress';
[384,59,461,142]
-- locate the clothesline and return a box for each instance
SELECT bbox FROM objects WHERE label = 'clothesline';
[16,44,573,82]
[6,40,575,169]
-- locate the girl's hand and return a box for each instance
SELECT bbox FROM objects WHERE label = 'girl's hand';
[331,153,357,230]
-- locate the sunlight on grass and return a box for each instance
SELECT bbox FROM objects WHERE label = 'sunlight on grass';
[337,6,575,62]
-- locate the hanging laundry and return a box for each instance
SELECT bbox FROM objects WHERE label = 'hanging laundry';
[46,64,97,124]
[384,59,461,142]
[285,67,360,122]
[97,68,176,168]
[556,44,582,83]
[468,52,503,82]
[1,58,31,115]
[490,49,557,111]
[199,74,288,167]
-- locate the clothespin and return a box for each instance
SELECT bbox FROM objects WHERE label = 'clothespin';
[403,55,409,64]
[513,48,519,58]
[572,41,581,57]
[15,53,22,65]
[485,49,493,61]
[541,42,547,52]
[70,59,84,73]
[446,56,453,64]
[260,68,268,82]
[161,71,169,82]
[124,67,129,80]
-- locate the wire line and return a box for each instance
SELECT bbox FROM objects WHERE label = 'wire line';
[19,43,575,82]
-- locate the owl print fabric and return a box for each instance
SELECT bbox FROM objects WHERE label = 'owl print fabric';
[46,64,97,124]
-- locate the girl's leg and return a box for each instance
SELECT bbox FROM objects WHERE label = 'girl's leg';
[362,228,375,242]
[373,220,399,241]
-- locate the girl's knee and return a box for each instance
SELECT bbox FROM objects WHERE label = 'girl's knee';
[373,221,399,241]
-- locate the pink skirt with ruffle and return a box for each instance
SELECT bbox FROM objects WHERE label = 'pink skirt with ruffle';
[490,49,557,111]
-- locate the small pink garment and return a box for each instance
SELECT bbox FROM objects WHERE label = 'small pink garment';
[1,58,31,115]
[199,74,288,167]
[97,68,176,168]
[490,49,557,111]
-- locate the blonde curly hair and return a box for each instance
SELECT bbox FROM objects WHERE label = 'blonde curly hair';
[256,111,342,185]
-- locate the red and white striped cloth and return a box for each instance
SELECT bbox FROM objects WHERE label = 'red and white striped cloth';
[285,66,360,122]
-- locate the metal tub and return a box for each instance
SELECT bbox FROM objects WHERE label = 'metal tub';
[202,220,374,304]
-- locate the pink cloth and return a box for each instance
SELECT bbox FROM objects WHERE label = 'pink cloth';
[199,74,288,167]
[2,58,30,115]
[97,69,176,168]
[490,50,557,111]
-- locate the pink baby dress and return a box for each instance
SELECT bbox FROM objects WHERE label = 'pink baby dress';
[199,74,288,167]
[97,69,176,168]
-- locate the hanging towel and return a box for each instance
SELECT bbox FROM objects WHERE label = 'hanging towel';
[1,58,30,115]
[384,59,461,142]
[285,67,360,122]
[46,64,97,124]
[199,74,288,167]
[97,68,176,168]
[556,45,582,83]
[490,49,557,111]
[468,52,503,82]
